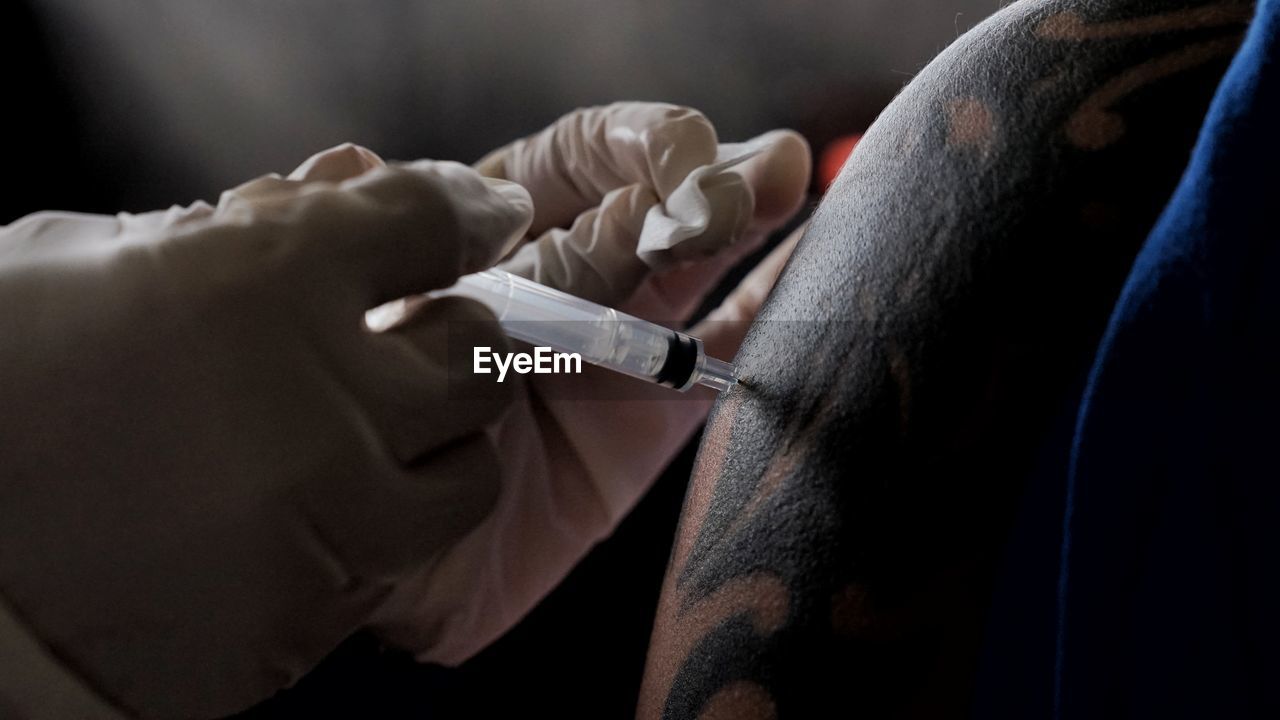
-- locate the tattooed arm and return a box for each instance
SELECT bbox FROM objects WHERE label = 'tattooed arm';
[639,0,1252,718]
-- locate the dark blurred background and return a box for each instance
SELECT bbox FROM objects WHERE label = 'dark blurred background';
[2,1,1003,716]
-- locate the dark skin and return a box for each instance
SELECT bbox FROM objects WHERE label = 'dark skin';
[639,0,1253,718]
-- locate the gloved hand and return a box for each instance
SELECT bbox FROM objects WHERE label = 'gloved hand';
[367,103,811,663]
[0,146,533,719]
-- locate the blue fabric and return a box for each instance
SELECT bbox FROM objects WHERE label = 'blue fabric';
[1055,0,1280,716]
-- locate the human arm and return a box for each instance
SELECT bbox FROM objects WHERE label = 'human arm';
[638,1,1252,717]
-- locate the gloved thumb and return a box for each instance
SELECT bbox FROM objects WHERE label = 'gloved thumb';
[722,129,811,233]
[690,224,804,362]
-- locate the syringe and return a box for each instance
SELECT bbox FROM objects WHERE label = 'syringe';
[431,268,738,392]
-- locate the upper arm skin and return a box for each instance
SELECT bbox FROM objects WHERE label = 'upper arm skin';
[639,1,1251,718]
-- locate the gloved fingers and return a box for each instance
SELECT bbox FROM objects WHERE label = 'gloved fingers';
[293,430,503,581]
[623,227,766,323]
[213,143,386,213]
[716,129,811,232]
[215,172,298,213]
[287,142,386,183]
[498,156,766,310]
[475,103,718,235]
[622,130,811,322]
[328,162,533,304]
[116,201,216,235]
[498,184,656,307]
[215,159,533,308]
[355,295,517,465]
[690,224,803,360]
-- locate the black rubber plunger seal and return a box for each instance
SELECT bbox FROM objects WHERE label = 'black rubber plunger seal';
[655,332,700,388]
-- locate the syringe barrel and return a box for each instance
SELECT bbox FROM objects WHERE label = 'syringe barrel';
[445,269,694,387]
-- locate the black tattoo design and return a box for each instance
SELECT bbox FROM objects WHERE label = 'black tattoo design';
[640,1,1250,717]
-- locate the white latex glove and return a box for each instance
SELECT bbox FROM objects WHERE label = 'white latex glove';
[369,103,811,663]
[0,145,533,719]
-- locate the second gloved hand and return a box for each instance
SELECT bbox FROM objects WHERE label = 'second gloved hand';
[369,103,811,663]
[0,146,532,718]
